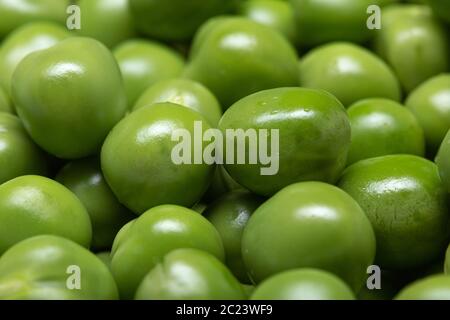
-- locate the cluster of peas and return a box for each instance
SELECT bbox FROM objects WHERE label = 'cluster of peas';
[0,0,449,300]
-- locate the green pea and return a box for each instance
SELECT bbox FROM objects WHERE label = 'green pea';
[0,175,92,255]
[184,17,299,108]
[219,87,351,196]
[101,103,215,214]
[135,249,245,300]
[110,205,224,299]
[250,269,355,300]
[204,191,264,283]
[299,42,401,107]
[56,158,135,251]
[374,4,449,93]
[347,98,425,165]
[133,78,222,127]
[114,40,185,108]
[0,22,69,96]
[238,0,298,45]
[12,37,127,159]
[406,74,450,155]
[76,0,136,48]
[0,235,117,300]
[339,155,450,270]
[242,181,376,291]
[0,0,69,38]
[0,113,48,184]
[395,274,450,300]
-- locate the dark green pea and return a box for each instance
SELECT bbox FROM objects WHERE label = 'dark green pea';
[204,191,264,283]
[56,158,135,251]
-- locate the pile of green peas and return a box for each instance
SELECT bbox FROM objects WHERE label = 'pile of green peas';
[0,0,449,300]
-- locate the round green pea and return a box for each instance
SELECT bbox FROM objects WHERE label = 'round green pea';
[242,181,376,291]
[395,274,450,300]
[435,130,450,192]
[374,5,449,93]
[406,74,450,155]
[0,235,117,300]
[203,191,264,283]
[56,158,135,251]
[135,248,245,300]
[219,87,351,196]
[299,42,401,107]
[110,205,224,299]
[113,40,185,108]
[250,269,355,300]
[76,0,136,48]
[0,22,69,96]
[347,98,425,165]
[338,155,450,270]
[0,113,48,184]
[101,103,215,214]
[0,175,92,255]
[184,17,299,108]
[133,78,222,127]
[238,0,298,44]
[12,37,128,159]
[0,0,69,38]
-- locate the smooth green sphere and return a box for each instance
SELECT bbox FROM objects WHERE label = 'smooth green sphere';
[242,181,376,291]
[110,205,224,299]
[76,0,136,48]
[339,155,450,270]
[114,40,185,108]
[135,249,246,300]
[101,103,215,214]
[250,268,355,300]
[0,0,69,38]
[374,5,449,93]
[184,17,299,108]
[56,158,134,251]
[0,22,69,96]
[133,78,222,127]
[238,0,298,44]
[0,175,92,255]
[347,98,425,165]
[299,42,401,107]
[219,87,351,196]
[0,235,117,300]
[12,37,128,159]
[406,74,450,155]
